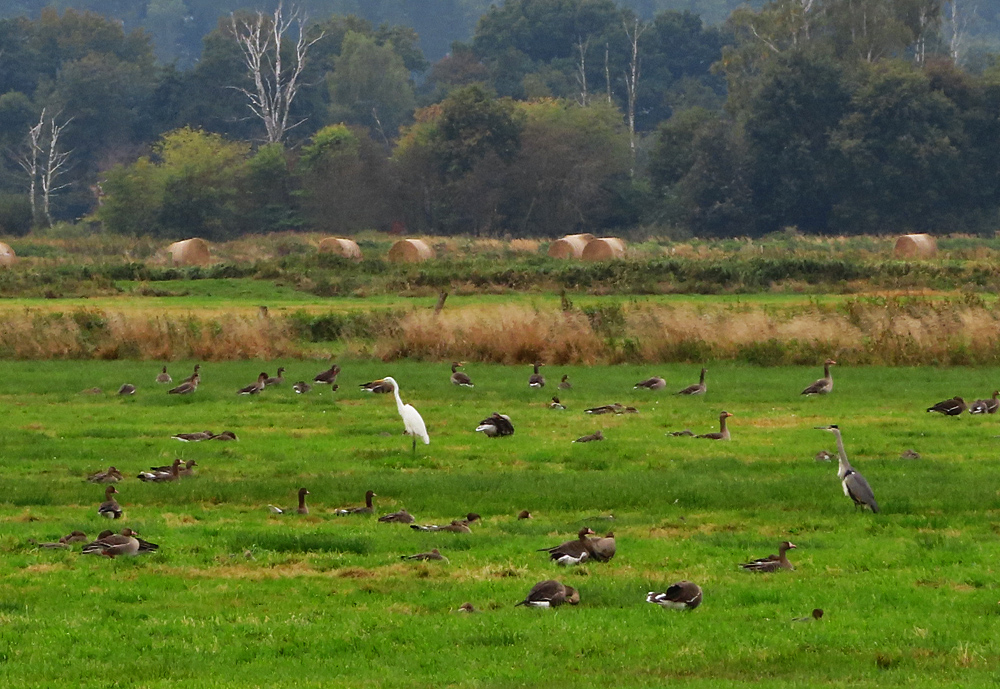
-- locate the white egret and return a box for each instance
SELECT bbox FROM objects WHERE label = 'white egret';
[377,376,429,453]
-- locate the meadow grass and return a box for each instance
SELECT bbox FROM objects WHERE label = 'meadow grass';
[2,361,1000,687]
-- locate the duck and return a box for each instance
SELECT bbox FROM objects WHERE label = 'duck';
[634,376,666,390]
[817,424,880,513]
[573,430,604,443]
[359,379,393,394]
[172,430,214,442]
[138,458,182,483]
[313,362,341,385]
[801,359,836,395]
[378,509,416,524]
[450,362,473,387]
[156,366,172,384]
[970,391,1000,414]
[98,486,122,519]
[167,374,199,395]
[515,580,579,607]
[740,541,797,572]
[400,548,449,562]
[183,364,201,383]
[549,397,566,410]
[517,510,533,519]
[590,532,616,562]
[696,411,733,440]
[528,362,545,388]
[475,412,514,437]
[646,581,702,610]
[927,396,966,416]
[211,430,238,441]
[87,466,123,483]
[538,528,596,566]
[263,367,285,387]
[238,372,268,395]
[117,384,136,396]
[81,528,150,557]
[558,375,572,390]
[676,368,707,395]
[292,381,312,394]
[410,520,472,533]
[335,490,376,515]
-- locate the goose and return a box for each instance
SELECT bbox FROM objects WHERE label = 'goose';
[138,458,182,483]
[61,531,89,544]
[172,430,214,442]
[815,450,834,462]
[538,528,596,566]
[590,532,616,562]
[88,529,158,555]
[34,531,89,549]
[87,466,122,483]
[211,430,238,441]
[177,459,198,477]
[374,377,429,452]
[816,425,880,513]
[183,364,201,384]
[117,384,136,396]
[98,486,122,519]
[740,541,797,572]
[646,582,703,610]
[801,359,836,395]
[515,580,579,607]
[335,490,376,515]
[378,509,416,524]
[573,430,604,443]
[238,372,268,395]
[900,449,921,460]
[668,429,694,437]
[634,376,666,390]
[359,380,393,393]
[263,367,285,387]
[410,520,472,533]
[970,391,1000,414]
[156,366,172,384]
[927,396,966,416]
[549,397,566,410]
[167,374,199,395]
[517,510,533,519]
[528,362,545,388]
[585,403,624,415]
[559,375,572,389]
[450,362,473,387]
[296,487,310,515]
[459,513,481,526]
[793,609,824,622]
[456,602,479,613]
[81,529,147,557]
[676,368,707,395]
[475,412,514,437]
[696,411,733,440]
[400,548,449,562]
[292,381,312,394]
[313,362,341,385]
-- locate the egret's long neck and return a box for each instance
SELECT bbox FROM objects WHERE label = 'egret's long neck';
[391,383,406,416]
[833,430,852,476]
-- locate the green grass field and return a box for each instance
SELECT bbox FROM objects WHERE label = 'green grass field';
[2,360,1000,687]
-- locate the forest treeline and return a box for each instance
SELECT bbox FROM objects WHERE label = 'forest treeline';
[1,0,999,239]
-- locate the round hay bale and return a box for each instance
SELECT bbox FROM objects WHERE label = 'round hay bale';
[893,234,937,259]
[167,238,211,266]
[318,237,363,261]
[0,241,16,267]
[582,237,627,261]
[388,238,435,263]
[547,233,595,259]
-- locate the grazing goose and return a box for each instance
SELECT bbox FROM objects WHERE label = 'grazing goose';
[117,384,136,396]
[740,541,797,572]
[359,380,393,393]
[549,397,566,410]
[411,520,472,533]
[538,528,596,566]
[634,376,666,390]
[98,486,122,520]
[450,362,473,387]
[375,377,429,452]
[559,375,572,389]
[138,458,182,482]
[475,412,514,437]
[211,430,238,441]
[400,548,449,562]
[793,609,824,622]
[927,396,966,416]
[696,411,733,440]
[313,362,341,385]
[263,367,285,387]
[172,430,214,442]
[676,368,707,396]
[646,582,703,610]
[81,529,151,557]
[296,487,310,515]
[335,490,376,515]
[970,391,1000,414]
[528,363,545,388]
[183,364,201,383]
[515,580,579,607]
[817,425,880,513]
[801,359,836,395]
[378,509,416,524]
[87,466,123,484]
[517,510,533,519]
[292,381,312,394]
[238,372,268,395]
[573,430,604,443]
[156,366,172,384]
[900,449,921,460]
[585,403,624,415]
[590,532,616,562]
[167,374,199,395]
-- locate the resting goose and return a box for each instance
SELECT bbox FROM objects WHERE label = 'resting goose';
[378,509,416,524]
[538,528,596,566]
[292,381,312,394]
[450,362,473,387]
[676,368,707,395]
[98,486,122,519]
[172,430,214,442]
[801,359,836,395]
[475,412,514,437]
[740,541,797,572]
[400,548,449,562]
[168,374,199,395]
[456,602,479,613]
[81,529,152,557]
[559,375,572,389]
[359,380,393,394]
[35,531,89,549]
[970,391,1000,414]
[61,531,89,544]
[528,363,545,388]
[211,430,238,441]
[573,430,604,443]
[696,411,733,440]
[238,372,268,395]
[900,449,921,460]
[138,458,182,482]
[296,487,310,515]
[549,397,567,410]
[517,510,533,519]
[646,581,702,610]
[87,466,123,483]
[263,367,285,387]
[156,366,172,384]
[793,609,824,622]
[117,384,136,396]
[817,424,880,513]
[815,450,833,462]
[313,363,341,385]
[585,403,624,415]
[590,532,616,562]
[668,429,694,437]
[515,580,579,607]
[183,364,201,383]
[410,520,472,533]
[634,376,666,390]
[927,396,966,416]
[335,490,376,515]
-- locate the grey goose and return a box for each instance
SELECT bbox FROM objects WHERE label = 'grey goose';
[528,362,545,388]
[634,376,666,390]
[117,384,136,395]
[359,380,393,394]
[411,519,472,533]
[475,412,514,437]
[549,397,566,410]
[740,541,797,572]
[400,548,448,562]
[98,486,122,519]
[646,581,702,610]
[172,430,214,442]
[138,458,182,482]
[558,375,572,389]
[167,374,199,395]
[590,532,616,562]
[87,466,123,483]
[696,411,733,440]
[676,368,707,395]
[378,509,416,524]
[263,367,285,387]
[292,381,312,394]
[573,430,604,443]
[927,396,966,416]
[538,528,596,566]
[238,372,268,395]
[296,487,310,515]
[515,580,579,607]
[335,490,376,515]
[450,362,473,387]
[970,391,1000,414]
[801,359,836,395]
[313,363,341,385]
[156,366,172,384]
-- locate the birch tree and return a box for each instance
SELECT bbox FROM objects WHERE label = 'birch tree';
[15,112,44,223]
[623,17,646,169]
[16,109,74,227]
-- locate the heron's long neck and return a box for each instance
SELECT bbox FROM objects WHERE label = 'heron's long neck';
[392,384,406,416]
[833,431,852,476]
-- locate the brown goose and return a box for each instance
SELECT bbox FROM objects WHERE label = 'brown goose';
[538,528,596,566]
[590,532,616,562]
[178,459,198,477]
[87,466,123,483]
[359,380,393,394]
[172,430,214,442]
[292,381,311,394]
[156,366,172,384]
[378,509,416,524]
[238,372,268,395]
[515,580,579,607]
[475,412,514,437]
[81,528,145,557]
[335,490,376,515]
[400,548,449,562]
[676,368,707,396]
[558,375,572,389]
[634,376,666,390]
[517,510,533,519]
[450,362,473,387]
[573,430,604,443]
[801,359,836,395]
[696,411,733,440]
[970,391,1000,415]
[927,396,966,415]
[117,384,136,396]
[168,374,199,395]
[182,364,201,383]
[263,367,285,387]
[740,541,797,572]
[98,486,122,519]
[138,458,182,483]
[529,362,545,388]
[296,487,310,515]
[313,362,341,385]
[549,397,566,410]
[646,581,702,610]
[211,430,238,441]
[411,519,472,533]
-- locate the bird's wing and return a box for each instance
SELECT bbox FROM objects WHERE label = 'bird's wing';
[845,471,880,512]
[404,404,429,443]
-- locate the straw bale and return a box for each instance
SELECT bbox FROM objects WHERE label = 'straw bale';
[547,233,595,259]
[893,234,937,259]
[581,237,627,261]
[167,238,211,266]
[388,238,435,263]
[318,237,363,261]
[0,241,15,267]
